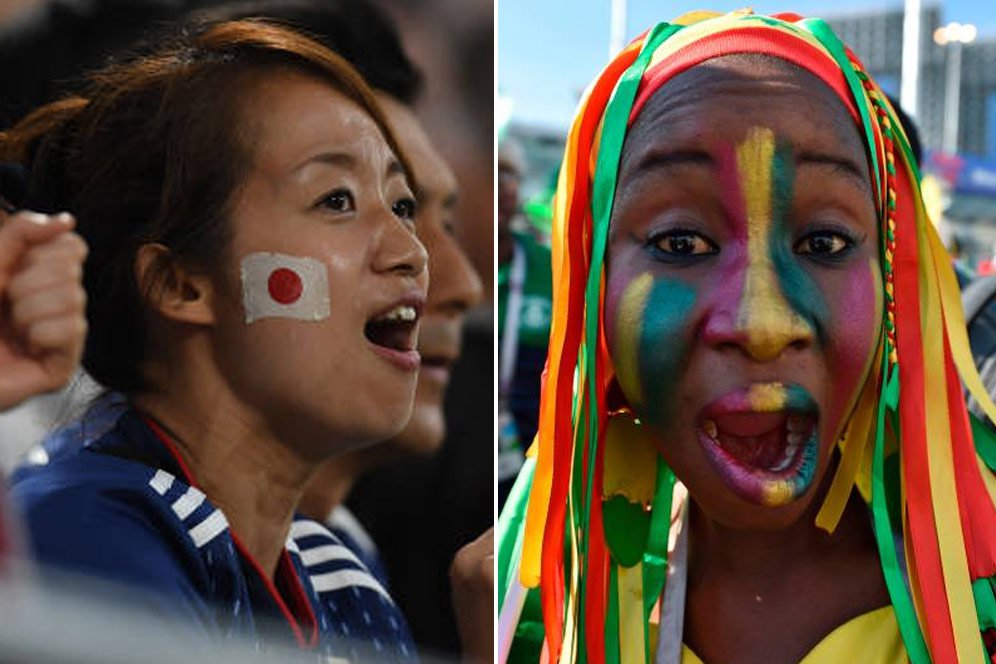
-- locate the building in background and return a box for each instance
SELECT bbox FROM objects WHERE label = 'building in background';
[827,6,996,269]
[826,4,996,160]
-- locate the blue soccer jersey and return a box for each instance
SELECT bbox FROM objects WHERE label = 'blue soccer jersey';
[10,406,417,661]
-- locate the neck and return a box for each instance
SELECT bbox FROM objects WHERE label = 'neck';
[133,365,314,578]
[687,483,876,590]
[297,451,372,523]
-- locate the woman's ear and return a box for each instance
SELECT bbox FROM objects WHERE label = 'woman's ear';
[134,243,216,325]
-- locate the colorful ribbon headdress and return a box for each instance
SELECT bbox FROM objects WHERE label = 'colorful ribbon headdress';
[497,10,996,664]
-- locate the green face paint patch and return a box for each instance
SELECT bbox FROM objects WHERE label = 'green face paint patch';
[638,277,698,428]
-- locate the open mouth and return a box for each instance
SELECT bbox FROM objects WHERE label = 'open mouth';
[701,411,816,473]
[697,383,820,506]
[364,301,422,371]
[365,304,418,352]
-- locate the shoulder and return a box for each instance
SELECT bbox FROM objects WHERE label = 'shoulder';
[289,518,392,601]
[290,517,417,659]
[10,454,226,617]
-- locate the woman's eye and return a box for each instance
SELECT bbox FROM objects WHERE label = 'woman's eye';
[393,197,417,221]
[794,231,852,257]
[651,231,716,256]
[318,189,355,213]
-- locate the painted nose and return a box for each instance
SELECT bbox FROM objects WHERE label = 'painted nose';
[702,265,814,362]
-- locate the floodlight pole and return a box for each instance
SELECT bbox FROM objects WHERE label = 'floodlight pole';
[610,0,627,58]
[901,0,921,118]
[943,39,963,153]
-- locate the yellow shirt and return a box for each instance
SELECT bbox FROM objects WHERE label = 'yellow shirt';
[680,606,907,664]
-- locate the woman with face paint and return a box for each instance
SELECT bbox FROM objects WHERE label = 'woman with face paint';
[497,10,996,664]
[0,20,428,659]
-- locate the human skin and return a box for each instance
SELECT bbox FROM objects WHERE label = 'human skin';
[376,95,484,454]
[131,69,428,576]
[296,92,491,664]
[0,211,87,411]
[604,56,889,663]
[298,93,484,518]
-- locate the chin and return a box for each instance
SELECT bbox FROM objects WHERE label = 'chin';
[387,407,446,456]
[683,450,833,532]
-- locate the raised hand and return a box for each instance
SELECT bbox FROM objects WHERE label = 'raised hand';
[450,527,494,664]
[0,210,88,411]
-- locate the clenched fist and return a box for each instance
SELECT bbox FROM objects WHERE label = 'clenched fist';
[0,210,88,411]
[450,527,494,664]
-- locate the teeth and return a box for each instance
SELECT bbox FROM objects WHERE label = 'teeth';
[702,419,718,439]
[771,432,803,473]
[376,305,417,322]
[786,414,808,433]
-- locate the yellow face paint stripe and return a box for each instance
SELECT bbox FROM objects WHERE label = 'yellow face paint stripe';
[762,480,794,507]
[734,127,811,361]
[746,382,788,411]
[614,273,653,408]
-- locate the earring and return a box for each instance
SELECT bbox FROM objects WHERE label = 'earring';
[602,407,658,566]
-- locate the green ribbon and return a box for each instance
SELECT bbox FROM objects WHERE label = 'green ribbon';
[498,457,537,612]
[870,362,930,663]
[576,21,682,652]
[970,413,996,473]
[642,459,675,663]
[801,18,884,208]
[972,577,996,632]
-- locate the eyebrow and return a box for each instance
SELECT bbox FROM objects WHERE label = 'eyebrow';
[386,159,406,179]
[629,148,870,192]
[796,151,870,192]
[294,151,407,181]
[630,149,712,178]
[294,151,356,173]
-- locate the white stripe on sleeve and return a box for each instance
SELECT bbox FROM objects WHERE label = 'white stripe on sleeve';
[171,486,206,520]
[310,569,392,603]
[149,469,175,496]
[300,544,364,569]
[189,510,228,548]
[290,519,334,540]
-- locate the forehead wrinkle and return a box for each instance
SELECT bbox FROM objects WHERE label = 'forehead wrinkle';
[621,57,865,179]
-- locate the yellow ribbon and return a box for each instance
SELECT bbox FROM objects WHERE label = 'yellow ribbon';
[618,562,646,664]
[916,169,984,663]
[815,339,882,532]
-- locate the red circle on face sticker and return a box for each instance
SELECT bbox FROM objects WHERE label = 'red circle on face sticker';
[267,267,303,305]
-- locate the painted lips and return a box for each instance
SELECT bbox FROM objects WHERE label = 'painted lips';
[697,382,820,507]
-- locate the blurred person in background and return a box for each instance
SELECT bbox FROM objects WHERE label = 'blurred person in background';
[3,20,429,661]
[334,0,495,657]
[497,138,551,506]
[192,3,492,661]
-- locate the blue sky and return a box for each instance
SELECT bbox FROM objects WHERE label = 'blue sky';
[498,1,996,130]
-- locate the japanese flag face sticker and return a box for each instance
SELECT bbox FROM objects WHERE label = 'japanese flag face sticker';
[240,252,331,323]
